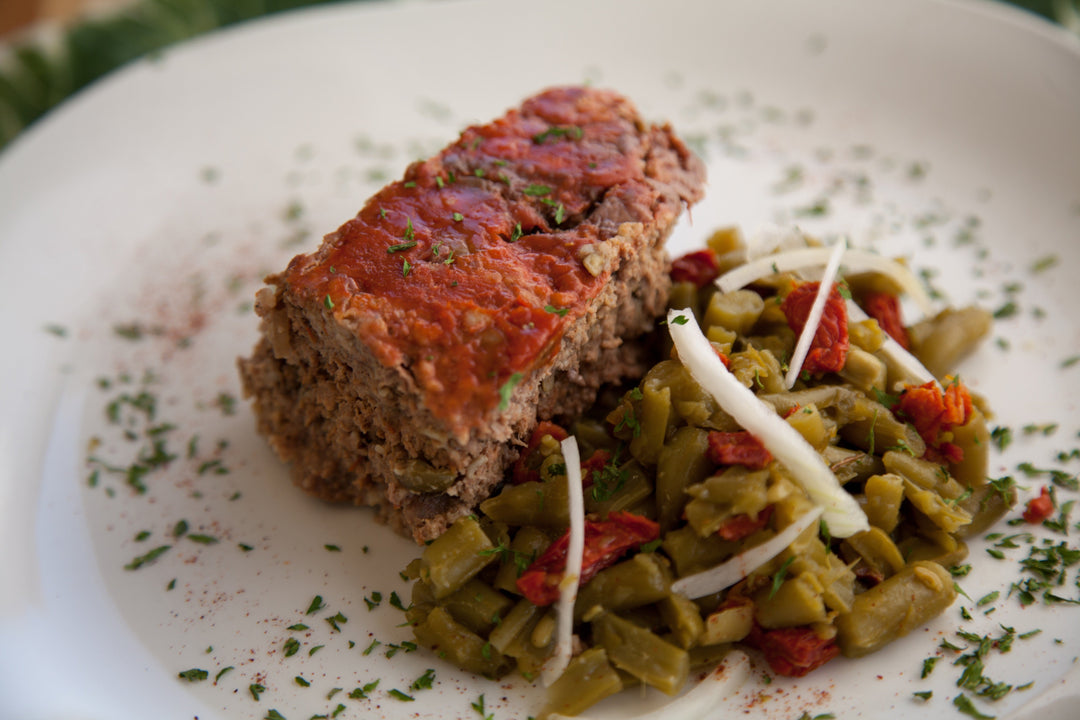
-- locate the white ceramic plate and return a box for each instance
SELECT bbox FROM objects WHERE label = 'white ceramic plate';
[2,0,1079,718]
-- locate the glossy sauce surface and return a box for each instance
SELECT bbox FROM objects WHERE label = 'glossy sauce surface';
[284,88,659,428]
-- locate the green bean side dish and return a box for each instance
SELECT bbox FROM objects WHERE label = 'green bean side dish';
[400,227,1011,719]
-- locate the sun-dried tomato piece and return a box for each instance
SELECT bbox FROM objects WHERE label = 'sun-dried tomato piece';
[1023,486,1054,524]
[707,431,773,470]
[511,421,569,484]
[579,448,613,489]
[515,511,659,606]
[894,379,974,463]
[671,249,721,288]
[863,291,909,349]
[716,505,774,542]
[745,624,840,677]
[781,282,850,374]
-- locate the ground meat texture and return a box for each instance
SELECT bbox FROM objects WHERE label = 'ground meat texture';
[238,86,706,543]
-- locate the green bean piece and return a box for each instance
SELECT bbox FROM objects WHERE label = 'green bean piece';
[705,324,738,354]
[948,409,990,488]
[818,551,857,614]
[441,578,514,636]
[575,553,672,621]
[897,534,969,568]
[901,479,972,533]
[396,458,458,493]
[656,426,713,532]
[706,226,746,258]
[659,592,705,650]
[863,473,905,532]
[835,561,956,658]
[572,418,619,458]
[537,648,623,720]
[907,306,992,378]
[729,346,786,394]
[846,271,906,299]
[413,606,510,678]
[479,477,568,528]
[419,516,498,599]
[838,346,887,394]
[883,450,964,499]
[746,328,796,365]
[758,386,844,417]
[753,571,828,629]
[704,288,765,336]
[842,527,906,579]
[824,445,884,484]
[585,459,654,516]
[689,644,736,671]
[784,403,830,451]
[840,405,926,459]
[629,383,671,467]
[493,525,550,595]
[701,599,754,646]
[953,480,1016,539]
[668,281,700,315]
[848,318,886,353]
[488,597,545,655]
[591,613,690,696]
[684,467,769,537]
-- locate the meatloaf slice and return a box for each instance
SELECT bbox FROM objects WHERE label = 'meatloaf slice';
[238,86,705,542]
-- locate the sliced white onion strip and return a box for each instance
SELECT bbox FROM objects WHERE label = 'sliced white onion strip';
[846,301,937,387]
[671,506,824,599]
[783,239,847,389]
[548,650,753,720]
[540,435,586,687]
[715,246,935,318]
[667,309,868,538]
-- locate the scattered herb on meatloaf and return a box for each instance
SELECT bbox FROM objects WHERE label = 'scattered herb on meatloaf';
[533,125,583,143]
[544,304,569,317]
[497,373,523,411]
[324,294,334,310]
[402,258,412,278]
[453,212,464,222]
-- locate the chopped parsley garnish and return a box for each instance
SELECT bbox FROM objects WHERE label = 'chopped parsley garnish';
[305,595,325,615]
[522,184,551,196]
[283,637,301,657]
[402,258,412,278]
[249,683,266,700]
[178,668,208,682]
[326,612,348,632]
[187,533,218,545]
[453,212,464,222]
[544,304,570,317]
[349,680,380,699]
[532,125,583,143]
[324,294,334,310]
[767,556,795,600]
[214,666,233,683]
[388,689,414,702]
[410,668,436,691]
[124,545,170,570]
[387,240,418,253]
[295,676,310,687]
[324,544,341,552]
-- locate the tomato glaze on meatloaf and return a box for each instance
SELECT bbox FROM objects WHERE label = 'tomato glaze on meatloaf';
[238,86,706,542]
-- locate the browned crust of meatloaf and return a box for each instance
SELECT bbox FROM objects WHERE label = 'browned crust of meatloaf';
[238,87,705,542]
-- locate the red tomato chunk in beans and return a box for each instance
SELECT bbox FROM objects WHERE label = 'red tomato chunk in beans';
[781,282,850,374]
[516,512,660,606]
